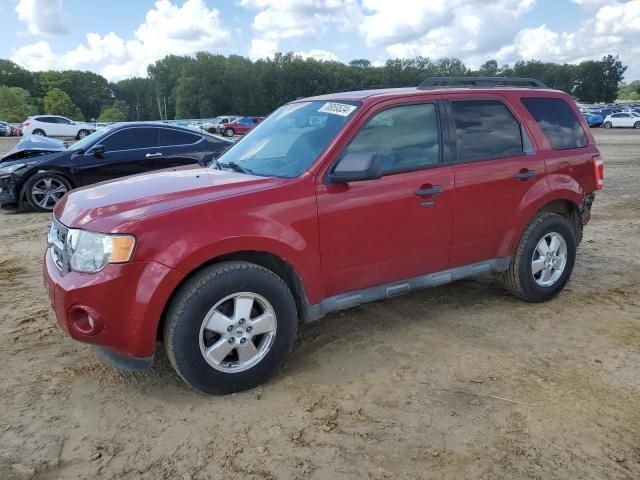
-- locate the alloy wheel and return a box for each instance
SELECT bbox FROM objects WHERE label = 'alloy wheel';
[31,177,68,210]
[199,292,277,373]
[531,232,568,287]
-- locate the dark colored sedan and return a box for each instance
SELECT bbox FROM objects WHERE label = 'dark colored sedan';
[0,122,232,212]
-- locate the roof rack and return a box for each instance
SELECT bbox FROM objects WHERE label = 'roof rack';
[418,77,547,89]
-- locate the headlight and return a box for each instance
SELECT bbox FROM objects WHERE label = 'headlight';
[0,163,26,175]
[67,228,136,273]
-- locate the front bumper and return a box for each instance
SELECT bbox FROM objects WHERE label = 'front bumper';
[43,246,185,364]
[0,175,20,208]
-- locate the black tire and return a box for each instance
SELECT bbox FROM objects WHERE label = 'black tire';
[164,261,298,394]
[634,122,640,129]
[24,172,72,212]
[604,121,612,129]
[224,127,234,137]
[207,127,217,134]
[502,213,576,303]
[77,129,89,139]
[32,129,46,136]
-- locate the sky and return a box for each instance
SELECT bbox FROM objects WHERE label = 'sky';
[0,0,638,82]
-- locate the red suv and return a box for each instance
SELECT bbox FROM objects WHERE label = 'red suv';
[44,77,603,394]
[220,116,263,137]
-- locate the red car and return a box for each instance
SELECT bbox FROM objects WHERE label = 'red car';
[219,116,263,137]
[44,77,603,394]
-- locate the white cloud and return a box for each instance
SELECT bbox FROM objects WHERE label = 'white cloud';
[15,0,69,35]
[240,0,361,59]
[296,49,340,61]
[11,0,231,80]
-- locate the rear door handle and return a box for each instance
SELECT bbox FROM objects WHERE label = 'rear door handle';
[415,185,443,197]
[145,152,163,158]
[515,169,537,181]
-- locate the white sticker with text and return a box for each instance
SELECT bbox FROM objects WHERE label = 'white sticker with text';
[318,102,357,117]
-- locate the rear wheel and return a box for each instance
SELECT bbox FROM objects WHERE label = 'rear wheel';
[77,129,90,139]
[604,121,612,129]
[32,129,46,136]
[164,262,298,394]
[224,127,234,137]
[24,172,72,212]
[503,213,576,302]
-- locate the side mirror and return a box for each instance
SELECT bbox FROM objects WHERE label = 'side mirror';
[327,152,383,184]
[92,144,105,157]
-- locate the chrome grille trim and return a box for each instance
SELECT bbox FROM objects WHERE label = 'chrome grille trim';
[48,217,70,275]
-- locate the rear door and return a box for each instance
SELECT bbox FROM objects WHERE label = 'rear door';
[447,97,547,267]
[77,126,159,185]
[316,100,454,295]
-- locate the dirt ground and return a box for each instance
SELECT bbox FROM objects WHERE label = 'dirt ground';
[0,129,638,480]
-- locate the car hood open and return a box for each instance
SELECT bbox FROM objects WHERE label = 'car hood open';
[1,135,68,162]
[54,165,286,231]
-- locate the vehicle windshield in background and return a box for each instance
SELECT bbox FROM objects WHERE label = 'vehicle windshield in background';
[214,101,360,177]
[69,125,116,152]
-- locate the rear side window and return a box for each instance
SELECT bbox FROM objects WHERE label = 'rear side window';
[342,103,440,174]
[451,100,524,162]
[103,127,159,151]
[521,97,587,150]
[159,128,200,146]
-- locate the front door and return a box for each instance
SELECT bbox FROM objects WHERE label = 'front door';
[77,126,159,185]
[316,101,454,296]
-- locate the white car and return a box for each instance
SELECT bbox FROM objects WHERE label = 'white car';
[22,115,95,139]
[201,116,239,134]
[603,112,640,129]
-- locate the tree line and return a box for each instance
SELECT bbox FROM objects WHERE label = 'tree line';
[0,53,632,123]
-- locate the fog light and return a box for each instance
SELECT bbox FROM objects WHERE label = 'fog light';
[69,306,102,336]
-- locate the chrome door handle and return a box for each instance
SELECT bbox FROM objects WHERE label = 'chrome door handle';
[415,185,443,197]
[145,152,163,158]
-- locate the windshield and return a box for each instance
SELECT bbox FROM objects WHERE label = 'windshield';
[214,100,359,177]
[69,124,116,152]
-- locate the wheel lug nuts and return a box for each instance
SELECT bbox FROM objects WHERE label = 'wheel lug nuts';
[240,338,246,344]
[239,318,245,325]
[228,337,235,344]
[246,326,252,333]
[227,325,233,332]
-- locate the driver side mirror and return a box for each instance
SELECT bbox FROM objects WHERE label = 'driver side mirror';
[92,144,105,157]
[327,152,383,184]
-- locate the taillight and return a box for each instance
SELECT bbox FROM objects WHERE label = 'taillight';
[592,155,604,190]
[23,121,30,126]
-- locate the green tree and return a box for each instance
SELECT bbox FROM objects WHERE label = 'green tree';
[0,85,37,122]
[43,88,84,119]
[35,70,110,120]
[97,106,126,122]
[478,60,498,76]
[0,60,34,91]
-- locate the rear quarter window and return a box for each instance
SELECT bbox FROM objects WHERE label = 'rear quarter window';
[521,97,588,150]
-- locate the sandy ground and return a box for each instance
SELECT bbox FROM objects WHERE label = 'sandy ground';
[0,129,638,480]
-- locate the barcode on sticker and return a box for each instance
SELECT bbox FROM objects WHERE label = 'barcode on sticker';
[318,102,357,117]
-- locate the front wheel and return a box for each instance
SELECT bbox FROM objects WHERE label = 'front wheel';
[77,129,89,139]
[224,127,234,137]
[164,262,298,394]
[604,121,612,129]
[634,122,640,129]
[24,172,72,212]
[503,213,576,302]
[32,129,46,136]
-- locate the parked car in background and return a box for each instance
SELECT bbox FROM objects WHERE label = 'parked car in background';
[583,112,604,127]
[603,112,640,129]
[0,122,232,212]
[43,77,603,394]
[0,121,12,136]
[218,116,264,137]
[201,116,240,134]
[22,115,96,139]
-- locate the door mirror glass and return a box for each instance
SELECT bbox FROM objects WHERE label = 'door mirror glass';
[92,144,105,156]
[328,152,383,183]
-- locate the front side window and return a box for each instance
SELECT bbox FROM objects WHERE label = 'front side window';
[521,97,588,150]
[103,127,159,151]
[214,100,359,177]
[452,100,524,162]
[340,103,440,174]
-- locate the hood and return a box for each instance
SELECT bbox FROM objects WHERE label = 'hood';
[54,165,286,231]
[1,135,68,162]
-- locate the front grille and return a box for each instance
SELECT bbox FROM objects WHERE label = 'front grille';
[48,218,70,274]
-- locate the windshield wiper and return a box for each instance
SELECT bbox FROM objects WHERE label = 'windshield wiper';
[217,161,255,175]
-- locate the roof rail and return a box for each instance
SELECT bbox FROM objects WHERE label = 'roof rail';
[418,77,547,89]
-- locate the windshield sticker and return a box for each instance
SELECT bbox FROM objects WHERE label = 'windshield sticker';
[318,102,357,117]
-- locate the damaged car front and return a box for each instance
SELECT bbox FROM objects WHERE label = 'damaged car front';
[0,136,68,210]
